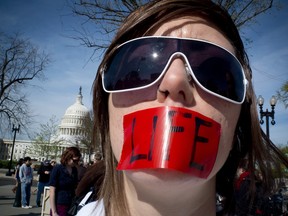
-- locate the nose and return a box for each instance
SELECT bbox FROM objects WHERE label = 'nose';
[157,58,195,106]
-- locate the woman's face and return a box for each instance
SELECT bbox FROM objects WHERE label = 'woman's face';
[108,17,241,183]
[67,157,79,167]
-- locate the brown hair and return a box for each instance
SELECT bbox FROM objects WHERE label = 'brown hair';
[92,0,282,215]
[60,147,82,165]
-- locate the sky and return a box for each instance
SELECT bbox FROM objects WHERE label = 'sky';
[0,0,287,146]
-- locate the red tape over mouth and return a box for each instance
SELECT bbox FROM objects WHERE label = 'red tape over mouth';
[117,106,221,178]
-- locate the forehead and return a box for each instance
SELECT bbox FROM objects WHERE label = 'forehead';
[152,17,235,55]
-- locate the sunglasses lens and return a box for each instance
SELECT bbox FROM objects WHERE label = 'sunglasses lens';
[186,41,245,103]
[103,39,166,91]
[72,158,79,163]
[102,37,245,103]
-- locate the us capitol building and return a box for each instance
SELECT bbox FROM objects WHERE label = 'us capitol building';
[0,87,96,163]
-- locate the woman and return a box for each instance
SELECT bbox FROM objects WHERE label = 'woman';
[50,147,81,216]
[78,0,283,215]
[13,158,24,207]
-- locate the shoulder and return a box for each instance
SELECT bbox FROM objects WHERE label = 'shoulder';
[50,164,62,177]
[53,164,64,171]
[77,200,104,216]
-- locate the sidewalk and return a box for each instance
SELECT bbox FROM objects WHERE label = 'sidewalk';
[0,171,42,216]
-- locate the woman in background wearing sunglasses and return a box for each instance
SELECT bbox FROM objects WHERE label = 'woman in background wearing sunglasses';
[77,0,283,215]
[50,147,81,216]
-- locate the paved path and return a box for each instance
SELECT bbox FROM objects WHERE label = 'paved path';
[0,169,42,216]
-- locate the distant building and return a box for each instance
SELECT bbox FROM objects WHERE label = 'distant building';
[57,87,90,147]
[0,87,94,163]
[0,139,31,160]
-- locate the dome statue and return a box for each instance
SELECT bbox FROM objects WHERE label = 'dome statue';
[58,87,91,146]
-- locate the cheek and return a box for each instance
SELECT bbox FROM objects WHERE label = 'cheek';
[108,90,158,162]
[208,106,241,178]
[109,99,125,161]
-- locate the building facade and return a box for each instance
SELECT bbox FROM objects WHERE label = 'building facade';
[0,139,31,161]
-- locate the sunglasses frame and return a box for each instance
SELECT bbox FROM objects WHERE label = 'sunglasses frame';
[101,36,248,104]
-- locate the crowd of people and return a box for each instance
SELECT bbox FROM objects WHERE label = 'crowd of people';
[11,148,288,216]
[11,147,102,216]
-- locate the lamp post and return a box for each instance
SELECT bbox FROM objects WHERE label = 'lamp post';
[6,124,20,176]
[257,95,277,139]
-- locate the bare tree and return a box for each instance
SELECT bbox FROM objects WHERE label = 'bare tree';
[214,0,275,27]
[0,32,50,134]
[277,81,288,109]
[69,0,277,53]
[69,0,148,54]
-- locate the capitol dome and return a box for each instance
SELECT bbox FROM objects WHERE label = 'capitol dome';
[58,87,91,146]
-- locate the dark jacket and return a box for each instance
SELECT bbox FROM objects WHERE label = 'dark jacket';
[37,162,53,183]
[49,164,78,205]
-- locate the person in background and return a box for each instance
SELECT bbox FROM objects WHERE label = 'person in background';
[66,153,104,215]
[68,157,105,215]
[12,158,24,207]
[93,152,102,165]
[49,147,81,216]
[75,153,104,199]
[36,159,53,207]
[50,159,57,167]
[19,156,33,209]
[234,160,262,215]
[77,0,286,215]
[76,159,87,182]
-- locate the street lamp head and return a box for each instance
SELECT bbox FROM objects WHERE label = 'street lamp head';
[257,95,264,106]
[257,95,277,138]
[12,124,20,133]
[270,95,277,106]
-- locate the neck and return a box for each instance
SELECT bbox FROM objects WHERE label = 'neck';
[123,171,216,216]
[66,165,73,174]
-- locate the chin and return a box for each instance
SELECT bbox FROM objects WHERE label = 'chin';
[124,168,207,185]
